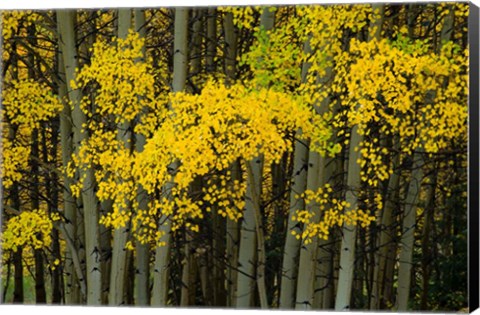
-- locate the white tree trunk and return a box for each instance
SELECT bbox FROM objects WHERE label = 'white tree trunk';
[335,6,384,310]
[235,157,264,308]
[279,134,308,309]
[151,7,189,306]
[55,26,80,304]
[57,10,102,305]
[295,151,322,310]
[108,9,133,306]
[151,216,172,306]
[396,156,423,311]
[334,125,362,311]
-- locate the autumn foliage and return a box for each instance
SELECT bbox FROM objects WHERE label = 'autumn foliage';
[1,3,469,311]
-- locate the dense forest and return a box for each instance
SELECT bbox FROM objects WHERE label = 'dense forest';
[0,3,469,311]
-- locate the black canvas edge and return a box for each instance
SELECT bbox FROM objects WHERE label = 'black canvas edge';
[469,1,480,313]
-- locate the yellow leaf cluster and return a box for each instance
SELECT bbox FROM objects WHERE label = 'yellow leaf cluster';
[2,80,63,130]
[73,31,162,124]
[0,139,30,189]
[1,209,55,252]
[292,184,375,242]
[342,37,467,155]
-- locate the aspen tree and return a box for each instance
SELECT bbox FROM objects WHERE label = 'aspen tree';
[57,10,103,305]
[335,5,384,310]
[108,8,133,306]
[223,11,240,307]
[396,6,456,310]
[235,7,274,309]
[151,7,189,306]
[133,8,151,306]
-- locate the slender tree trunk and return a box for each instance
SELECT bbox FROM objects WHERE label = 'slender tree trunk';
[335,6,384,310]
[395,7,454,310]
[319,240,335,309]
[151,7,189,306]
[12,248,23,303]
[383,239,396,308]
[132,8,151,307]
[190,9,203,77]
[108,8,133,306]
[371,146,400,309]
[50,49,63,305]
[55,22,79,304]
[235,9,274,308]
[205,8,216,73]
[1,256,10,304]
[51,225,63,304]
[57,10,102,305]
[223,15,239,305]
[295,29,336,311]
[226,161,241,307]
[313,165,336,309]
[279,38,311,310]
[334,125,362,311]
[279,134,308,309]
[396,155,423,311]
[235,157,263,308]
[134,194,150,306]
[420,172,436,310]
[266,157,287,307]
[41,124,63,304]
[32,129,47,304]
[180,232,196,306]
[151,218,172,306]
[6,118,23,306]
[10,148,23,303]
[27,22,47,304]
[247,160,270,309]
[223,12,237,84]
[213,206,227,306]
[223,17,239,305]
[180,176,202,307]
[295,151,321,310]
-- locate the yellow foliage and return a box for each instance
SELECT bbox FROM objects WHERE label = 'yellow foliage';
[1,209,56,252]
[0,139,30,189]
[293,184,376,242]
[2,80,63,130]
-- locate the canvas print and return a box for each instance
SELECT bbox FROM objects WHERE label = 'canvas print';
[0,2,473,312]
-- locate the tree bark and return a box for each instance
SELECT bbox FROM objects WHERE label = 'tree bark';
[57,10,102,305]
[396,155,423,311]
[335,6,383,310]
[133,8,151,307]
[226,161,241,307]
[420,172,436,310]
[235,157,263,308]
[279,36,312,310]
[55,20,79,303]
[223,12,237,84]
[295,151,322,310]
[235,8,274,308]
[205,8,216,73]
[190,9,204,77]
[108,8,133,306]
[334,124,362,311]
[371,145,400,309]
[151,7,189,306]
